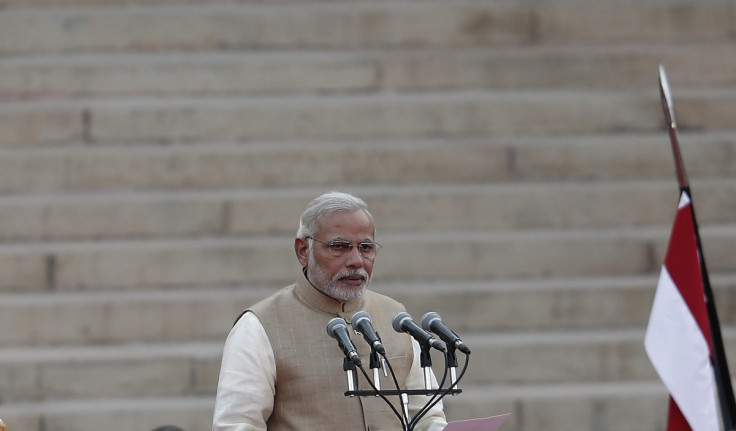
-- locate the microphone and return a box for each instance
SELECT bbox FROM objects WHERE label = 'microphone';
[392,312,445,352]
[327,317,362,366]
[351,311,386,356]
[421,311,471,355]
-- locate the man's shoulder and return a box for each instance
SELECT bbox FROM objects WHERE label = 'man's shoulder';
[249,284,296,310]
[233,284,296,326]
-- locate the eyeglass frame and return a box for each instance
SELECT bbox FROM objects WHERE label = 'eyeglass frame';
[305,236,382,260]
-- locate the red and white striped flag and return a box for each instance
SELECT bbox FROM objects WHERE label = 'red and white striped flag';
[644,191,719,431]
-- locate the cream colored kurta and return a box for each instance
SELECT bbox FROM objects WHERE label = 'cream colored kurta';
[213,271,447,431]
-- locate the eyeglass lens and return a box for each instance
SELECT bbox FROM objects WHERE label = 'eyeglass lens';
[309,237,379,259]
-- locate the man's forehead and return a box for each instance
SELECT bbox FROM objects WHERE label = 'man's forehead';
[316,210,373,228]
[324,235,374,242]
[315,210,375,241]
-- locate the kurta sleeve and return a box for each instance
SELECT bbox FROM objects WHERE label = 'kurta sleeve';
[213,311,277,431]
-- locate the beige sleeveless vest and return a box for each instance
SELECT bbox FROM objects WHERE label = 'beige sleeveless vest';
[248,272,415,431]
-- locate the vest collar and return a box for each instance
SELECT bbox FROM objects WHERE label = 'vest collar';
[295,267,365,319]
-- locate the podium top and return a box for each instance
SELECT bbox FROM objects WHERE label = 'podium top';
[444,413,510,431]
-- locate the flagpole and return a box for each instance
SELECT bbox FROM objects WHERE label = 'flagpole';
[659,64,736,431]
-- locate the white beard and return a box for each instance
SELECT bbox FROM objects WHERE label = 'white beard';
[306,251,370,302]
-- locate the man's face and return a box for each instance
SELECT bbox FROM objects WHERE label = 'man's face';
[296,209,375,302]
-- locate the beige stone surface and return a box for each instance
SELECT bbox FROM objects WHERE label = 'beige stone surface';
[1,1,736,430]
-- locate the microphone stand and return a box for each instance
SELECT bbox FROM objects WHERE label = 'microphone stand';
[420,344,433,391]
[342,351,357,396]
[446,344,459,392]
[353,355,408,431]
[344,345,467,431]
[369,350,382,392]
[409,351,470,431]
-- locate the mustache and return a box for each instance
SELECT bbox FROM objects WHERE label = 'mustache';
[334,269,369,281]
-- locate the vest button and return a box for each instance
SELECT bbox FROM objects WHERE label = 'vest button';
[367,426,377,431]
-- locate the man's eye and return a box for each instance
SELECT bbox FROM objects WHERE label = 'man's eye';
[329,242,351,252]
[358,243,375,253]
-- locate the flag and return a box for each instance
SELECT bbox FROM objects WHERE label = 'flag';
[644,190,720,431]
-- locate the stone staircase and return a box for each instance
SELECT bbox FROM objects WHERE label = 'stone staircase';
[1,1,736,430]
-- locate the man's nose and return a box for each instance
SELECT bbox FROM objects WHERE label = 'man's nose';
[344,245,365,267]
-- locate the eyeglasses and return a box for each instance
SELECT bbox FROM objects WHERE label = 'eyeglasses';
[306,236,382,260]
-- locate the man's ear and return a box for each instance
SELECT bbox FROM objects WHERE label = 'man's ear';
[295,237,309,267]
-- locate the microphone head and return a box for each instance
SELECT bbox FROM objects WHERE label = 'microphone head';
[326,317,348,339]
[421,311,442,331]
[392,312,411,332]
[351,311,371,331]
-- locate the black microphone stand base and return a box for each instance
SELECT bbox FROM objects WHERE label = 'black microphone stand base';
[345,389,462,397]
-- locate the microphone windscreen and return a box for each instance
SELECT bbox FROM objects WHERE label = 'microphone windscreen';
[327,317,348,339]
[421,311,441,331]
[392,312,411,332]
[351,311,372,330]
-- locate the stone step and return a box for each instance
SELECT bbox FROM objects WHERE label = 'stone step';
[3,329,733,402]
[0,51,379,100]
[3,43,736,100]
[0,91,649,146]
[0,396,216,431]
[0,226,732,292]
[2,0,234,6]
[457,328,736,386]
[1,0,275,7]
[5,224,736,292]
[0,1,731,55]
[4,88,736,147]
[3,275,736,346]
[0,287,272,346]
[2,132,736,193]
[24,226,736,289]
[387,275,736,333]
[0,382,678,431]
[0,342,220,403]
[2,178,736,243]
[449,380,671,431]
[0,228,676,292]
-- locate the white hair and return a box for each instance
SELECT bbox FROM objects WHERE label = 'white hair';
[296,191,373,239]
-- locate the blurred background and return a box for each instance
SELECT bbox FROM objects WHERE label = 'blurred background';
[1,0,736,430]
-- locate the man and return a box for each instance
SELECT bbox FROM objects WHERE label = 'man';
[213,191,447,431]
